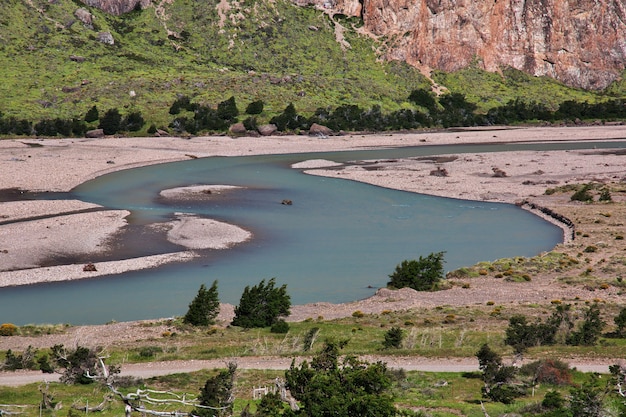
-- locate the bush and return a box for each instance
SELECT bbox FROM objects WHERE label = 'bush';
[0,323,18,336]
[270,319,290,334]
[285,340,396,417]
[383,327,404,349]
[388,252,446,291]
[519,359,573,385]
[122,111,145,132]
[99,108,122,135]
[231,278,291,328]
[567,303,605,346]
[245,100,264,115]
[84,105,99,123]
[571,184,594,202]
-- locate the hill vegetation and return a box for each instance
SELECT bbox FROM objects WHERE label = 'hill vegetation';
[1,0,625,137]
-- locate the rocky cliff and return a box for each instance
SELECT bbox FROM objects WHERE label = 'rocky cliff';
[82,0,625,90]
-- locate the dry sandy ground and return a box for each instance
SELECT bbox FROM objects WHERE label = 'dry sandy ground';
[1,126,626,384]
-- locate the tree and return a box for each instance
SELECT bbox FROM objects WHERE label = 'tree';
[476,344,523,404]
[285,340,396,416]
[614,307,626,337]
[231,278,291,328]
[382,327,404,349]
[84,105,99,123]
[50,344,112,385]
[408,88,437,112]
[569,377,605,417]
[269,103,309,132]
[504,314,558,354]
[387,252,446,291]
[122,111,145,132]
[183,281,220,326]
[194,362,237,417]
[217,96,239,123]
[99,108,122,135]
[245,100,264,115]
[567,303,605,346]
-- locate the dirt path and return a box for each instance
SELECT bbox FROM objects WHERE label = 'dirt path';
[0,356,614,387]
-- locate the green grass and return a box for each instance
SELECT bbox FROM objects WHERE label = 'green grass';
[1,0,624,131]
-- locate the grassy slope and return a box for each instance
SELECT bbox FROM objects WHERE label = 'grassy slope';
[1,0,624,131]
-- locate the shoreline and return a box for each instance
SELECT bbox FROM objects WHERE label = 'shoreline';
[1,125,625,309]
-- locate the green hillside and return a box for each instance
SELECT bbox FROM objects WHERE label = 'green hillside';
[0,0,624,132]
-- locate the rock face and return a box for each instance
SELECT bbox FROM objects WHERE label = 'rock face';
[310,0,626,89]
[80,0,151,15]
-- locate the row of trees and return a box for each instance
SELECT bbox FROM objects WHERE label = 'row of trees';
[183,278,291,330]
[2,90,625,138]
[504,302,626,354]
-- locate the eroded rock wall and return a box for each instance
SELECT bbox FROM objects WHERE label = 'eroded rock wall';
[80,0,151,15]
[326,0,626,89]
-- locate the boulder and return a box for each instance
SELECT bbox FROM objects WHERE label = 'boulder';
[257,124,277,136]
[74,8,93,27]
[309,123,333,137]
[96,32,115,45]
[229,122,247,135]
[86,129,105,138]
[430,167,449,177]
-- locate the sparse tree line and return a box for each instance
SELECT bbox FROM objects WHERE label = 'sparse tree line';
[1,91,625,138]
[2,265,626,416]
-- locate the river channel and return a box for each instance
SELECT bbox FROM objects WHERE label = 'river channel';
[2,140,625,325]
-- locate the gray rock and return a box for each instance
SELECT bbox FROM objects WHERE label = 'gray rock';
[309,123,333,137]
[229,122,247,134]
[257,124,278,136]
[97,32,115,45]
[74,8,93,27]
[86,129,105,138]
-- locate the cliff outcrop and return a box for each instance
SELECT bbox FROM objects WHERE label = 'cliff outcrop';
[80,0,151,15]
[82,0,626,90]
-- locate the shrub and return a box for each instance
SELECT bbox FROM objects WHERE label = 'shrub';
[84,105,99,123]
[352,310,364,318]
[520,359,572,385]
[138,346,163,358]
[387,252,446,291]
[217,96,239,123]
[270,319,290,334]
[245,100,264,115]
[599,188,612,202]
[383,326,404,349]
[122,111,145,132]
[99,108,122,135]
[242,116,257,131]
[567,303,605,346]
[0,323,18,336]
[194,362,237,417]
[302,327,320,352]
[571,184,593,202]
[231,278,291,328]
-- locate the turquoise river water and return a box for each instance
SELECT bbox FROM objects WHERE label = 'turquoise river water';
[2,140,625,325]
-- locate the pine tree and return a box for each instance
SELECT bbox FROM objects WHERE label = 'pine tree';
[84,105,99,123]
[183,281,220,326]
[98,108,121,135]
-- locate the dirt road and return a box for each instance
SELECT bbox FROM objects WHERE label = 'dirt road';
[0,356,614,387]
